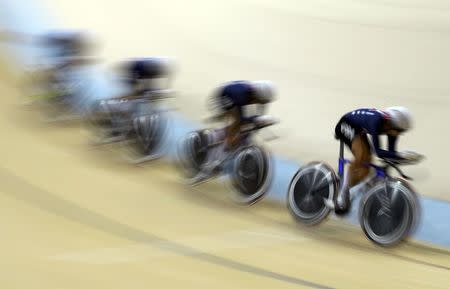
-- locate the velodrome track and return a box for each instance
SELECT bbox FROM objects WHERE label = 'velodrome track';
[1,0,450,288]
[1,64,450,288]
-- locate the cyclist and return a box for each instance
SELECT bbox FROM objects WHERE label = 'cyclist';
[116,57,174,99]
[1,29,96,108]
[93,57,174,136]
[0,29,94,66]
[209,80,276,150]
[187,80,276,184]
[331,107,423,214]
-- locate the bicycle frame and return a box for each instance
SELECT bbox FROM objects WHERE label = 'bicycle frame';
[338,140,388,180]
[338,141,348,178]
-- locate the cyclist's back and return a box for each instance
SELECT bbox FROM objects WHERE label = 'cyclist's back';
[340,108,386,136]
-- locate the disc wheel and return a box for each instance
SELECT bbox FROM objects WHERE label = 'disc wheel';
[132,110,168,156]
[359,178,420,247]
[178,130,212,179]
[287,162,337,225]
[229,145,272,205]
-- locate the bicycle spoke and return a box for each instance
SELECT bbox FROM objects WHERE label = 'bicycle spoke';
[302,170,312,190]
[315,172,331,190]
[306,164,323,195]
[310,166,320,189]
[390,183,401,206]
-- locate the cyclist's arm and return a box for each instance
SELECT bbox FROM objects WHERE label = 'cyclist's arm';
[256,103,266,116]
[207,87,229,120]
[371,134,401,159]
[387,135,398,152]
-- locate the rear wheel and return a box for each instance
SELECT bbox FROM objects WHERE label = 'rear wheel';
[359,178,420,246]
[287,162,337,225]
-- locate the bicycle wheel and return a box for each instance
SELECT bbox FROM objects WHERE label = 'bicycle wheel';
[132,109,168,156]
[359,178,420,246]
[287,162,337,225]
[178,129,211,179]
[229,145,272,205]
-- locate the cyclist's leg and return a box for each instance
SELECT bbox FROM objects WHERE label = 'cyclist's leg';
[336,134,371,213]
[225,108,242,150]
[332,119,353,211]
[349,134,372,186]
[210,127,227,145]
[190,126,228,183]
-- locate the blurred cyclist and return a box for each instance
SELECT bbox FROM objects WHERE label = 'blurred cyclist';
[1,29,96,105]
[186,80,276,184]
[1,29,94,66]
[39,30,95,69]
[330,107,423,214]
[93,57,174,135]
[209,80,276,151]
[117,57,174,98]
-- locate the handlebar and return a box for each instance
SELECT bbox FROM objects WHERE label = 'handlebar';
[200,118,278,149]
[240,118,278,135]
[142,89,175,100]
[379,158,421,181]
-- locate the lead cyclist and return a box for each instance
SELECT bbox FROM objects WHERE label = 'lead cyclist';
[329,107,424,214]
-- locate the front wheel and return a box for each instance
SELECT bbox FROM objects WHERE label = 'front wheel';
[229,145,273,205]
[359,178,420,247]
[177,129,213,180]
[131,109,168,156]
[287,162,338,225]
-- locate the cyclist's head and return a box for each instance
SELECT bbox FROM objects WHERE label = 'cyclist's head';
[207,85,231,119]
[251,80,275,104]
[385,106,412,132]
[124,57,174,84]
[68,31,96,55]
[156,56,175,76]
